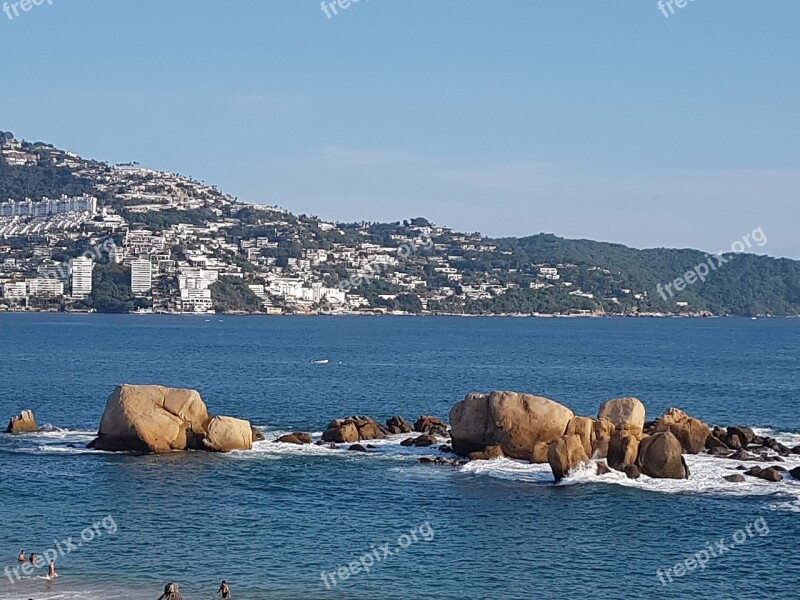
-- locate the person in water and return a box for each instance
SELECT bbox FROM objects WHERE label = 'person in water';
[48,559,58,580]
[218,580,231,598]
[29,553,38,565]
[17,550,25,562]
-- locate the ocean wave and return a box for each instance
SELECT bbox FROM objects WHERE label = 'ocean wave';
[6,426,799,507]
[462,428,800,508]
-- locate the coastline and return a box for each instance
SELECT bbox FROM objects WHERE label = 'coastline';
[0,309,771,318]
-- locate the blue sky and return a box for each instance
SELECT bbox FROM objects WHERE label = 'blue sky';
[1,0,798,256]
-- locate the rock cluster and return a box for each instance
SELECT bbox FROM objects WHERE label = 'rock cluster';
[322,416,389,443]
[449,392,700,481]
[703,425,799,459]
[5,410,38,434]
[91,385,257,453]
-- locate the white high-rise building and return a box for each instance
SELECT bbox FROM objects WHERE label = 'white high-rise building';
[70,257,94,298]
[131,257,153,296]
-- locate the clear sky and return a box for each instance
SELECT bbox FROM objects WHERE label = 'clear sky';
[1,0,798,256]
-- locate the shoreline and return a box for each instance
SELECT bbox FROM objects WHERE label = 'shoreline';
[0,309,785,318]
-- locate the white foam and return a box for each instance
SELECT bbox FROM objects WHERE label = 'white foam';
[459,429,800,509]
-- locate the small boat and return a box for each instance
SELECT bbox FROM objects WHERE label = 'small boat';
[312,358,330,365]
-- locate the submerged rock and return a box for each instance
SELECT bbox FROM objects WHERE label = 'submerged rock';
[401,434,438,447]
[414,415,448,436]
[449,391,574,459]
[723,474,746,483]
[468,445,504,460]
[5,410,38,434]
[745,466,783,482]
[275,432,313,445]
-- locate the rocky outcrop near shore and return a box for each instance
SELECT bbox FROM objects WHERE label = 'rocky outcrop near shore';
[92,384,257,453]
[449,391,574,459]
[5,409,38,434]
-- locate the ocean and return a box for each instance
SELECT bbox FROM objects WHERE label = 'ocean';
[0,314,798,599]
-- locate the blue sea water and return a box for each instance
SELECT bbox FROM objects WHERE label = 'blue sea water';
[0,314,799,600]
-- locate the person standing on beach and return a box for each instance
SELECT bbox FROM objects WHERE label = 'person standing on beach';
[48,559,58,580]
[218,580,231,598]
[17,550,25,562]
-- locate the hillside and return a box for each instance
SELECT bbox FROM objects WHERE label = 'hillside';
[0,130,796,316]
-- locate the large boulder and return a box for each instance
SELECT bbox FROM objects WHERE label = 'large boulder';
[450,391,574,459]
[636,431,688,479]
[547,434,590,482]
[94,385,211,453]
[597,397,646,437]
[607,430,639,471]
[203,416,254,452]
[6,410,38,434]
[654,408,710,454]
